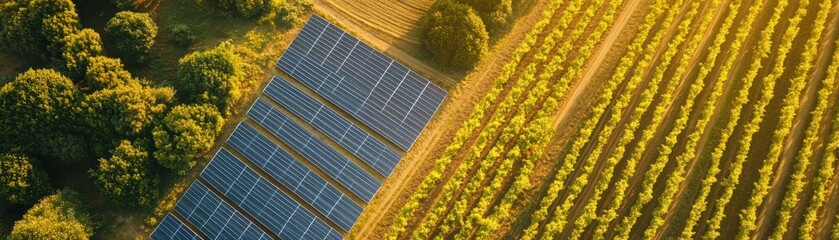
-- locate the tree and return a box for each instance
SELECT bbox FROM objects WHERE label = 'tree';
[8,190,94,240]
[84,56,138,91]
[0,0,81,61]
[62,29,104,79]
[91,140,159,208]
[0,69,84,159]
[0,153,52,205]
[113,0,134,10]
[420,0,488,69]
[456,0,513,36]
[153,104,224,175]
[105,11,158,63]
[170,24,195,47]
[175,42,242,114]
[235,0,268,18]
[83,85,174,153]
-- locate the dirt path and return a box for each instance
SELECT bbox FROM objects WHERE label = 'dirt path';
[751,8,839,239]
[347,1,551,238]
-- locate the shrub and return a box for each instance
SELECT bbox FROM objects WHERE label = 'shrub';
[0,69,83,158]
[0,153,52,205]
[170,24,196,47]
[174,42,242,113]
[105,11,158,63]
[62,29,104,79]
[153,104,224,175]
[83,85,174,147]
[91,140,159,208]
[420,0,488,69]
[0,0,81,61]
[456,0,513,36]
[84,56,139,91]
[8,190,94,240]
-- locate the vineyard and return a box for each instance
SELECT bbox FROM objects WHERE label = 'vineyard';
[337,0,839,238]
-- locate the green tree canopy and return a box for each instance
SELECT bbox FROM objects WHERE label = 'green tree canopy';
[62,29,104,79]
[0,69,83,157]
[174,42,242,114]
[0,153,52,205]
[153,104,224,175]
[113,0,134,10]
[421,0,488,69]
[8,189,94,240]
[455,0,512,36]
[0,0,81,61]
[84,56,138,91]
[105,11,158,63]
[83,85,174,153]
[90,140,159,208]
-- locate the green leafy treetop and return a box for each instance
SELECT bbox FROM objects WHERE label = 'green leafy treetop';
[105,11,158,63]
[8,189,94,240]
[0,0,81,61]
[62,29,104,79]
[153,104,224,175]
[175,42,242,114]
[0,153,52,205]
[83,85,174,154]
[91,140,159,208]
[84,56,139,91]
[456,0,512,36]
[0,69,86,162]
[421,0,489,69]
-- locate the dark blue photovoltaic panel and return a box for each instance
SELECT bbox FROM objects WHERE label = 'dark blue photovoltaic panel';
[276,14,447,151]
[199,148,343,240]
[260,81,402,177]
[173,182,272,240]
[246,105,381,202]
[150,214,202,240]
[204,147,361,231]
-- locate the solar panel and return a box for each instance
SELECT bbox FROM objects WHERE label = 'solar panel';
[199,148,343,240]
[259,82,402,177]
[173,182,272,240]
[204,147,361,231]
[246,104,382,202]
[150,214,202,240]
[277,14,447,151]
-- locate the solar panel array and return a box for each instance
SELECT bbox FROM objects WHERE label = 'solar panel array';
[221,132,363,231]
[152,14,447,240]
[247,100,381,202]
[174,182,272,240]
[150,214,202,240]
[201,148,344,239]
[264,76,401,177]
[276,14,447,151]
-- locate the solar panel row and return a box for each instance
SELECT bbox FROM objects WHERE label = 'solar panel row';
[247,102,381,202]
[264,76,402,177]
[276,14,447,151]
[173,182,272,240]
[200,148,343,240]
[212,141,361,231]
[150,214,202,240]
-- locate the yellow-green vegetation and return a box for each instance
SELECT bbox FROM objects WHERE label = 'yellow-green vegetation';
[799,41,839,240]
[8,190,94,240]
[0,153,52,205]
